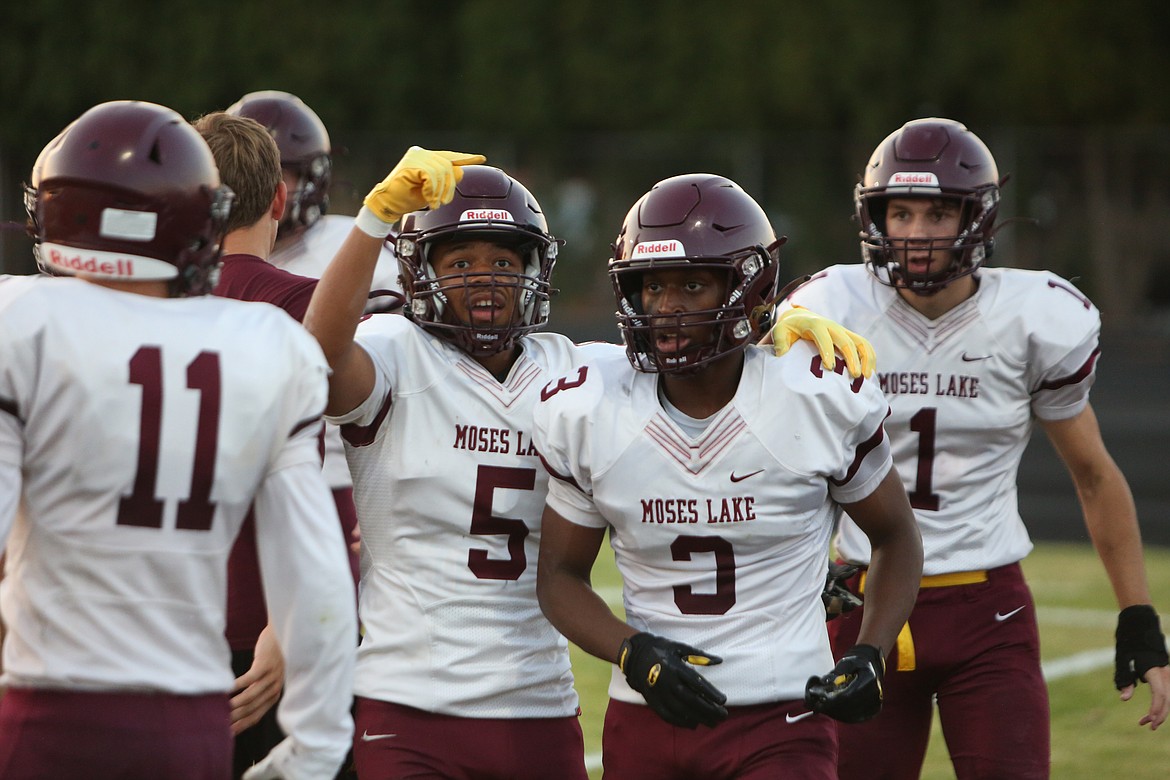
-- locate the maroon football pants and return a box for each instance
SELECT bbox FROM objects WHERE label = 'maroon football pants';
[353,697,588,780]
[830,562,1050,780]
[602,697,837,779]
[0,687,231,779]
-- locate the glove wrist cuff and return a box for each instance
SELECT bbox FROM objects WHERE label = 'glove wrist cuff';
[1117,605,1168,652]
[354,205,397,239]
[848,644,885,676]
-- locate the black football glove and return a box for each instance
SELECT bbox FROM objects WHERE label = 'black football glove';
[823,562,862,621]
[805,643,884,723]
[1114,604,1169,689]
[618,632,728,729]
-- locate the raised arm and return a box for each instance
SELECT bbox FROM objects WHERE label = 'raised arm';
[1042,403,1169,729]
[302,147,485,416]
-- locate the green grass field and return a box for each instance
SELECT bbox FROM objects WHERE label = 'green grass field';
[569,541,1170,779]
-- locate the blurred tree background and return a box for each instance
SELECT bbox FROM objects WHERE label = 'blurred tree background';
[3,0,1170,343]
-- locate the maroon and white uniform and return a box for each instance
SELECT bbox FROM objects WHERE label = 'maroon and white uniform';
[533,344,893,705]
[0,275,356,780]
[786,264,1099,780]
[786,265,1098,573]
[329,314,614,716]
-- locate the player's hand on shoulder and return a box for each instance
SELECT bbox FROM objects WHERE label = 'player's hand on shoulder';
[618,631,728,729]
[770,305,875,379]
[805,643,884,723]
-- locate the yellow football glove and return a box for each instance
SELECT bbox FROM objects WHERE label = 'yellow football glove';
[771,306,876,378]
[355,146,487,237]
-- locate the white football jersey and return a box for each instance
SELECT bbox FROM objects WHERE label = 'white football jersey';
[533,345,894,705]
[270,214,402,489]
[329,314,615,717]
[0,275,345,696]
[786,265,1100,574]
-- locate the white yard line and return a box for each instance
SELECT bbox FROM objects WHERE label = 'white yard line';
[1036,606,1116,628]
[585,751,604,772]
[1042,647,1114,681]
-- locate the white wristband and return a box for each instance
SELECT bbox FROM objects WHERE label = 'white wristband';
[354,205,397,239]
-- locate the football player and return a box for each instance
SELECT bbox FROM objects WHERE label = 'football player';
[226,90,403,312]
[0,100,356,780]
[531,173,924,779]
[300,149,876,779]
[781,117,1170,779]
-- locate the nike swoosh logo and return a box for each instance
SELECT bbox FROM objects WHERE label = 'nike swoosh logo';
[961,352,992,362]
[786,711,815,723]
[730,469,765,483]
[995,605,1026,622]
[361,731,398,742]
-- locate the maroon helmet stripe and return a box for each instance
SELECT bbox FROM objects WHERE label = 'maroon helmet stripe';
[1037,348,1100,391]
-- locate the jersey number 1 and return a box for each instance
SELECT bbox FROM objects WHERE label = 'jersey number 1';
[908,407,940,511]
[117,346,221,531]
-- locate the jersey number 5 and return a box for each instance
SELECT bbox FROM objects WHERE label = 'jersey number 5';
[468,465,535,580]
[117,346,221,531]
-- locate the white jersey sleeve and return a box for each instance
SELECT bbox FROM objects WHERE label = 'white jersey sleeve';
[533,346,892,706]
[254,450,356,778]
[788,265,1101,574]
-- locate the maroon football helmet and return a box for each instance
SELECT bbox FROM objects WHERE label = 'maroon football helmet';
[396,165,559,356]
[226,90,331,233]
[856,118,1002,293]
[610,173,784,374]
[26,100,233,296]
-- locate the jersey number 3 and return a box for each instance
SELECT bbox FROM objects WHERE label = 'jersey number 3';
[117,346,221,531]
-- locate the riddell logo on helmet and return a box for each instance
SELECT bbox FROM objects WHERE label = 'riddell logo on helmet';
[461,209,514,222]
[48,248,134,277]
[888,172,940,187]
[631,240,685,258]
